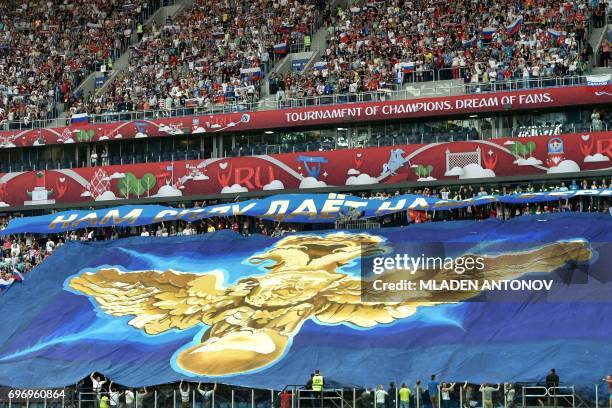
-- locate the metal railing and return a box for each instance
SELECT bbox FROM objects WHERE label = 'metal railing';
[0,75,596,132]
[334,220,381,230]
[0,380,609,408]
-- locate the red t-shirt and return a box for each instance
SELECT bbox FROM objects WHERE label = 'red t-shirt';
[280,393,292,408]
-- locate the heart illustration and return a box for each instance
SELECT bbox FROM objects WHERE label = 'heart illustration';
[354,153,364,169]
[59,177,66,183]
[551,156,561,165]
[581,134,590,141]
[219,162,228,170]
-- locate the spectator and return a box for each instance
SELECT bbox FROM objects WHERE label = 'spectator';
[600,39,609,68]
[546,368,560,405]
[603,375,612,408]
[479,383,500,408]
[399,383,411,408]
[388,382,398,408]
[440,383,455,408]
[376,385,389,408]
[428,375,439,408]
[505,383,516,408]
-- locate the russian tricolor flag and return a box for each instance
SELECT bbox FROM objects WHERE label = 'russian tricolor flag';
[12,271,23,283]
[402,62,415,73]
[482,27,496,41]
[462,36,477,49]
[212,30,225,39]
[240,67,262,81]
[273,42,288,54]
[506,17,523,35]
[547,28,565,43]
[280,23,294,33]
[71,113,89,127]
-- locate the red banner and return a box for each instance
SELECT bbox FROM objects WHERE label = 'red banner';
[0,86,609,149]
[0,132,610,208]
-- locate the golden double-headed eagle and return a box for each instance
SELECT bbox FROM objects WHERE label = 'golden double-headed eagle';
[69,233,590,376]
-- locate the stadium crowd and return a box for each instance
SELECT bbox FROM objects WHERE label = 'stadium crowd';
[0,0,606,126]
[68,0,323,117]
[1,178,611,294]
[0,0,162,128]
[271,0,604,101]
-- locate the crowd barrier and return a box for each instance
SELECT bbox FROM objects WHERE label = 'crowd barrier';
[0,382,608,408]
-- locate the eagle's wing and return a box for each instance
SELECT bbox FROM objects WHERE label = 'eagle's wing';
[314,278,429,327]
[314,241,593,327]
[69,268,235,335]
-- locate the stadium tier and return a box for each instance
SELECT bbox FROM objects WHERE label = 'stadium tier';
[0,83,610,208]
[0,0,611,406]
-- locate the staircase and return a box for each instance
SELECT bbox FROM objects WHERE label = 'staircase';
[587,17,610,71]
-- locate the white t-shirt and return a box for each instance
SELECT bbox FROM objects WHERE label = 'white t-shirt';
[109,391,120,406]
[375,390,388,403]
[125,390,134,405]
[506,389,515,403]
[198,389,213,400]
[180,389,190,402]
[92,379,104,393]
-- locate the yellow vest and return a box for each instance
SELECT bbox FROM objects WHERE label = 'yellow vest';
[304,35,311,47]
[137,24,143,34]
[312,375,323,391]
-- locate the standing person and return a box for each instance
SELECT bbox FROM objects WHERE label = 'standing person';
[376,385,389,408]
[90,372,107,407]
[360,388,374,408]
[198,382,217,408]
[388,382,398,408]
[479,384,500,408]
[414,381,424,408]
[463,382,474,408]
[399,383,411,408]
[428,375,440,408]
[279,390,292,408]
[108,381,122,408]
[312,370,324,408]
[124,389,135,408]
[306,372,315,408]
[505,384,516,408]
[600,39,609,68]
[440,383,455,408]
[546,369,560,406]
[603,375,612,408]
[180,381,191,408]
[135,387,147,408]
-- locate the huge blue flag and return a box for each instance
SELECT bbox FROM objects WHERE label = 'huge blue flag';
[2,190,611,235]
[0,213,611,388]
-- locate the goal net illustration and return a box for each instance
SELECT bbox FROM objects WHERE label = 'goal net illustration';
[445,147,481,172]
